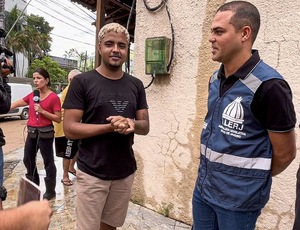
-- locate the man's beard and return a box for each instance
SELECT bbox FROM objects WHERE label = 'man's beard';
[108,62,122,70]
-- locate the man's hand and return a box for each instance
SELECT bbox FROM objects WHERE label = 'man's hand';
[106,116,135,134]
[20,200,53,230]
[1,58,12,77]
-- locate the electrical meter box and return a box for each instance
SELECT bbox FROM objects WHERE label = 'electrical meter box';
[145,36,171,75]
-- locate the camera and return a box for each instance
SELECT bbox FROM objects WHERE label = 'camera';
[0,28,15,74]
[1,57,15,74]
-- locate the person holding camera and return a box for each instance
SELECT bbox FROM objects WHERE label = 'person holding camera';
[0,57,13,210]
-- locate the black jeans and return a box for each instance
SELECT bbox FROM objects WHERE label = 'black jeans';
[293,166,300,230]
[24,133,57,180]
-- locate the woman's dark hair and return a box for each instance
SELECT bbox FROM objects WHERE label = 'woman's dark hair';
[33,67,51,86]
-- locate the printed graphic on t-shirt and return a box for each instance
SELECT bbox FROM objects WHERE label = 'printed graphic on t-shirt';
[65,139,74,158]
[110,100,129,113]
[219,97,246,138]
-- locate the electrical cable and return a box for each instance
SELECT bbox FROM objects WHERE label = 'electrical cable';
[8,1,95,57]
[144,74,155,89]
[143,0,165,12]
[164,0,174,72]
[21,0,96,23]
[69,0,96,21]
[18,22,95,47]
[9,0,96,58]
[46,0,95,25]
[29,0,95,36]
[27,0,96,54]
[50,33,94,46]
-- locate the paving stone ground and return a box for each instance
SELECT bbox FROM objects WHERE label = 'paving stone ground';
[3,148,192,230]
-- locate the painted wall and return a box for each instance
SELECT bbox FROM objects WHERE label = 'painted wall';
[132,0,300,229]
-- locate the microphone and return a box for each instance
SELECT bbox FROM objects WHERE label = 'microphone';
[33,90,40,117]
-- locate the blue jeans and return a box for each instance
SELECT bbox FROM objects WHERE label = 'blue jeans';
[192,185,261,230]
[0,147,3,186]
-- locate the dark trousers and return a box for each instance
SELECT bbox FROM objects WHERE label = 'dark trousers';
[293,166,300,230]
[24,134,56,180]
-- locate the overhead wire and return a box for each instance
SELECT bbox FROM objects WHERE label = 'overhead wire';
[69,0,96,21]
[30,0,95,36]
[164,0,174,73]
[16,0,97,53]
[50,33,94,47]
[46,0,95,25]
[16,20,95,48]
[21,0,95,26]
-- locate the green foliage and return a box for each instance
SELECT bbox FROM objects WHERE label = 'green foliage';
[5,5,93,80]
[130,197,144,205]
[5,5,53,65]
[4,6,26,55]
[64,48,94,72]
[159,203,173,217]
[26,14,53,56]
[27,57,67,84]
[5,6,25,34]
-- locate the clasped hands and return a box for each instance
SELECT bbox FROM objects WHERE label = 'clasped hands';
[106,116,135,135]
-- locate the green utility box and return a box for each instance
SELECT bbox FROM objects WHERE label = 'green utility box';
[145,36,171,75]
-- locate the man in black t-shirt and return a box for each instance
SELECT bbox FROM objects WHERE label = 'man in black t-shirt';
[63,23,149,230]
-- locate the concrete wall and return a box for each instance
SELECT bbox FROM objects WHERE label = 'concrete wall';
[132,0,300,229]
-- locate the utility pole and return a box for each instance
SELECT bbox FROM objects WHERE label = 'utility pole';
[5,0,32,41]
[84,51,87,72]
[0,0,5,46]
[0,0,4,80]
[95,0,105,67]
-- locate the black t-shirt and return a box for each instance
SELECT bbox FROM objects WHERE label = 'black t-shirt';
[63,70,148,180]
[218,50,296,131]
[0,81,11,114]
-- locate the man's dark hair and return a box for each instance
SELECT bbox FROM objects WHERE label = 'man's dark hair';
[217,1,260,44]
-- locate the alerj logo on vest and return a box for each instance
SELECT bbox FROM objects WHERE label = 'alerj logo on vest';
[219,97,246,138]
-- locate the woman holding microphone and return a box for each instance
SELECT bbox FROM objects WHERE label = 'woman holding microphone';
[11,67,61,200]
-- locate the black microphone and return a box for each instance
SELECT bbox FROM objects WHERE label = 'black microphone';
[33,90,40,117]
